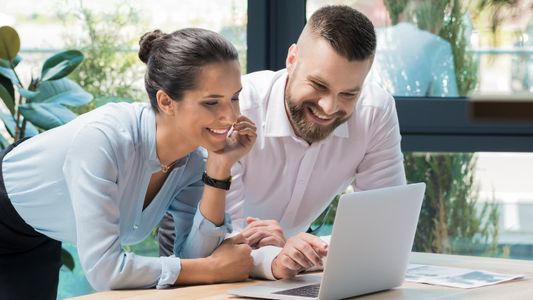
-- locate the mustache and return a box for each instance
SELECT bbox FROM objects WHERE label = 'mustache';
[299,101,347,120]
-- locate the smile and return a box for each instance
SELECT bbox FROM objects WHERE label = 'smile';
[207,127,230,135]
[306,106,335,125]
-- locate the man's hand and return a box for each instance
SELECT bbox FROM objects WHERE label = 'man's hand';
[271,233,328,279]
[242,217,286,248]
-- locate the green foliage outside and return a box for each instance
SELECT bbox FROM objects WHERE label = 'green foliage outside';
[383,0,500,257]
[58,0,144,112]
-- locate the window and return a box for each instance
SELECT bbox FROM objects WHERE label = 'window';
[303,0,533,261]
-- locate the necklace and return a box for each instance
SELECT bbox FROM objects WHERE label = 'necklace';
[160,159,179,173]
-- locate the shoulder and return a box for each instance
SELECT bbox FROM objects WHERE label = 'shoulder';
[72,102,150,156]
[240,70,280,110]
[357,80,396,110]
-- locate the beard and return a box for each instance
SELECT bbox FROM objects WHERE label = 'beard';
[286,95,350,143]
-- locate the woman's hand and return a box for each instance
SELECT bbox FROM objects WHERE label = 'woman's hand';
[206,115,257,175]
[207,234,253,283]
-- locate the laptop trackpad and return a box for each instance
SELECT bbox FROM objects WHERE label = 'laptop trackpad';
[228,274,322,299]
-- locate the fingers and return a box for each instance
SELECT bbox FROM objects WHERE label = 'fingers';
[241,219,286,248]
[257,235,285,248]
[293,239,323,267]
[235,115,255,126]
[234,117,257,137]
[298,233,328,256]
[227,233,247,245]
[244,218,280,230]
[279,234,327,271]
[246,217,259,224]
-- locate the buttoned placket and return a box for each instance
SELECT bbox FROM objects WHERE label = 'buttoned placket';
[280,139,322,227]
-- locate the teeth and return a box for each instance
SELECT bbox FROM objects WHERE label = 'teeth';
[208,128,228,134]
[309,107,332,120]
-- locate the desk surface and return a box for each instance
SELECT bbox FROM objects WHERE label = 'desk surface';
[71,252,533,300]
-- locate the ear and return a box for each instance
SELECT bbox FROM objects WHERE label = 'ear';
[156,90,175,115]
[286,43,298,73]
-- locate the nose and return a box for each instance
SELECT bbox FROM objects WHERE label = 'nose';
[317,95,339,116]
[219,101,238,124]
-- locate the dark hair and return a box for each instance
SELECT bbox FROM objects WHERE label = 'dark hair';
[307,5,376,61]
[138,28,238,111]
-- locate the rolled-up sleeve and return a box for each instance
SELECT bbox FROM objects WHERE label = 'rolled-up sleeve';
[169,176,233,261]
[64,125,181,290]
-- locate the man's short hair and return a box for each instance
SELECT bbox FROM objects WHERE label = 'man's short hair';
[307,5,376,61]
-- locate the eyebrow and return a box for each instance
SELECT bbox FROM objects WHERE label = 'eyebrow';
[308,75,362,93]
[204,87,243,98]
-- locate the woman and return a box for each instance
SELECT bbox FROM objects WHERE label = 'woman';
[0,28,256,299]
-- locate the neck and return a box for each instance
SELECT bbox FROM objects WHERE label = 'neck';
[155,113,196,165]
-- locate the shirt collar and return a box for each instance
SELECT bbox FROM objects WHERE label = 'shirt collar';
[139,104,162,173]
[264,69,349,139]
[140,104,189,173]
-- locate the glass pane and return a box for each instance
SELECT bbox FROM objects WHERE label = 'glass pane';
[311,152,533,261]
[306,0,533,98]
[405,152,533,260]
[0,0,247,102]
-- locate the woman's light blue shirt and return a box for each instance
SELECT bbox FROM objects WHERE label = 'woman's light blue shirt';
[2,102,231,290]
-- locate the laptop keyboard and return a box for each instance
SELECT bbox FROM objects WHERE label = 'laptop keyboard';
[273,283,321,298]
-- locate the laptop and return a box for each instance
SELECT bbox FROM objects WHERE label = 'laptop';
[228,182,426,300]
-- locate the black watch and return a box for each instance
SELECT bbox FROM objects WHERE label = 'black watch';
[202,172,232,190]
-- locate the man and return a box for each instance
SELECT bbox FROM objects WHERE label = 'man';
[159,5,406,280]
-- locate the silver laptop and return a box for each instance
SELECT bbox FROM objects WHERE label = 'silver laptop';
[228,183,426,300]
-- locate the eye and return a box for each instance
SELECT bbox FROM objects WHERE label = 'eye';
[231,95,240,101]
[311,81,327,91]
[202,100,218,106]
[341,92,358,100]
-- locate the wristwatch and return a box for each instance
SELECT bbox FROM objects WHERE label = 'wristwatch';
[202,172,232,190]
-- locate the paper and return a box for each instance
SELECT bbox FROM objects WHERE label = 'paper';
[405,264,525,289]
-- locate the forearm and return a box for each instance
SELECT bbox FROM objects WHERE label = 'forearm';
[177,257,215,285]
[199,158,232,226]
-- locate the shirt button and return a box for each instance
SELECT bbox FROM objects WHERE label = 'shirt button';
[133,224,139,230]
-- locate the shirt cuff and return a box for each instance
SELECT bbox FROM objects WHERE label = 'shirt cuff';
[250,246,282,280]
[156,255,181,289]
[195,209,233,240]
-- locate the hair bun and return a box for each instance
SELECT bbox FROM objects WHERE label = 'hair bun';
[138,29,165,64]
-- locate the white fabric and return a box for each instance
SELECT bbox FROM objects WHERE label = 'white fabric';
[226,70,406,279]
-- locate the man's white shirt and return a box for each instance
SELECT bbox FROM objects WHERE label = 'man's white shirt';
[226,69,406,279]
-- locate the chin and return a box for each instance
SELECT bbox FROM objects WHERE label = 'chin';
[203,142,226,153]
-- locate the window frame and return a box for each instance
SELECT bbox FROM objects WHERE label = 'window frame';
[246,0,533,153]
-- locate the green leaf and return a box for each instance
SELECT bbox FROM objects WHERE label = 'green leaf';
[0,67,17,85]
[18,103,77,130]
[0,74,14,99]
[0,134,10,149]
[0,83,15,114]
[0,55,22,68]
[0,112,39,138]
[33,78,93,106]
[47,91,92,107]
[40,50,84,82]
[0,26,20,60]
[18,88,40,100]
[61,248,75,271]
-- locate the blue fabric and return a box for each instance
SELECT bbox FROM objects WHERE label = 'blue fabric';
[2,102,231,290]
